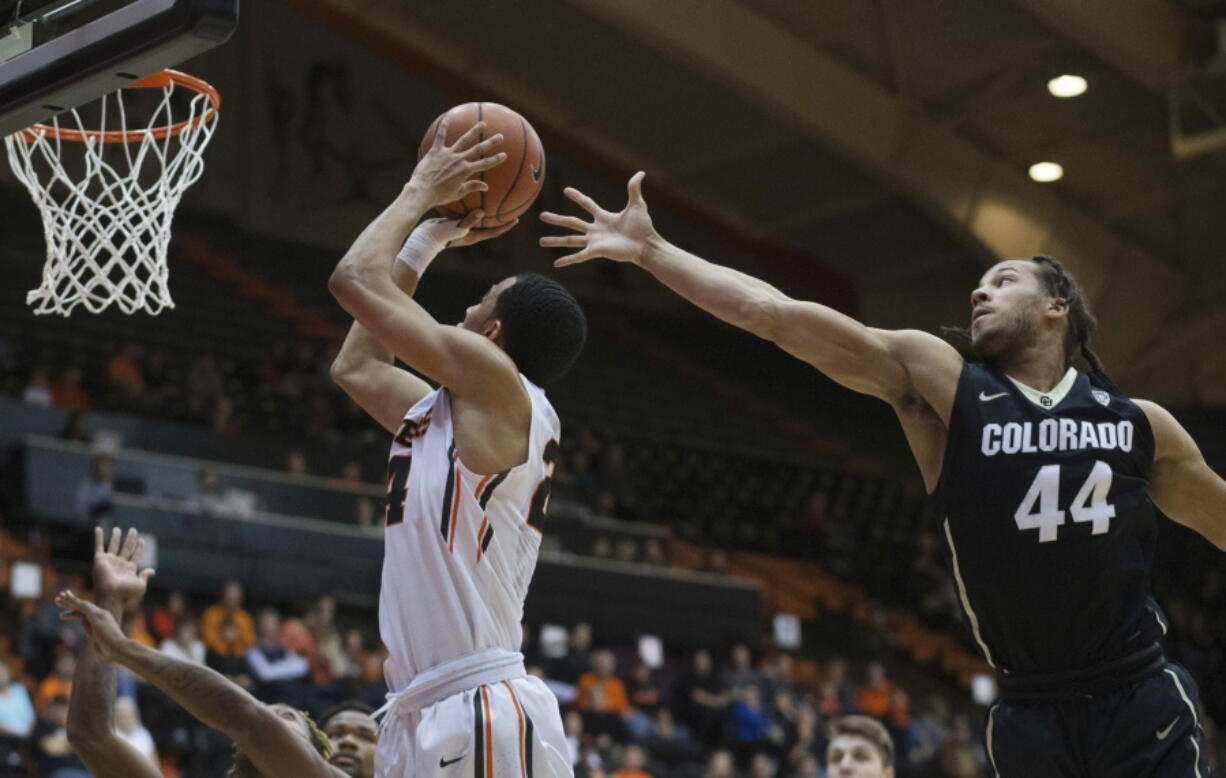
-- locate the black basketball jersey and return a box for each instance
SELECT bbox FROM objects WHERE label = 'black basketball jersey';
[930,362,1167,676]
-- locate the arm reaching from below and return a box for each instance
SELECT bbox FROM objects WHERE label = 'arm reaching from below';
[56,591,341,778]
[1138,400,1226,550]
[66,528,161,778]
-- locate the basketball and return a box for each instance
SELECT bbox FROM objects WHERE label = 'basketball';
[418,102,545,230]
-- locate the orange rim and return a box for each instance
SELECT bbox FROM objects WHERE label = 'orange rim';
[15,70,221,144]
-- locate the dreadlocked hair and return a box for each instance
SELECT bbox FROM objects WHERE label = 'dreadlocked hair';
[297,709,334,761]
[1030,254,1103,372]
[942,254,1104,372]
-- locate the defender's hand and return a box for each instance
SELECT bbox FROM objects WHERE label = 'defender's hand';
[91,527,155,612]
[407,118,507,209]
[56,590,128,661]
[539,171,656,267]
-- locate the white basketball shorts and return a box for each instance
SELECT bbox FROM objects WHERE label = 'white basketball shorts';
[376,675,572,778]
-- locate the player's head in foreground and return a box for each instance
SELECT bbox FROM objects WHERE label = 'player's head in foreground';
[965,254,1101,371]
[226,704,332,778]
[460,272,587,386]
[319,701,378,778]
[826,715,895,778]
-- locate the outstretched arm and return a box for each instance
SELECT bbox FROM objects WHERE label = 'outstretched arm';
[1138,400,1226,550]
[328,118,523,408]
[66,528,161,778]
[331,213,517,433]
[57,591,339,778]
[540,172,962,412]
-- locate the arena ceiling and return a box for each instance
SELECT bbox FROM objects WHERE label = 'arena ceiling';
[40,0,1226,405]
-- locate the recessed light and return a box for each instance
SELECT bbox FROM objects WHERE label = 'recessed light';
[1029,161,1064,182]
[1047,74,1087,98]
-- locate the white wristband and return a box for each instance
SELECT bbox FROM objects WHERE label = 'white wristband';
[396,219,469,277]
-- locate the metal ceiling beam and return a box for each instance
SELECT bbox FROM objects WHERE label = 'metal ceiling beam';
[1009,0,1184,93]
[567,0,1188,370]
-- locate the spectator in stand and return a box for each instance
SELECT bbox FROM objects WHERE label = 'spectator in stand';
[639,709,704,771]
[748,753,775,778]
[105,343,145,402]
[674,649,730,748]
[796,490,831,556]
[160,617,206,665]
[702,749,736,778]
[613,744,652,778]
[788,752,821,778]
[58,410,89,443]
[306,595,345,682]
[906,696,949,771]
[598,444,638,519]
[75,456,114,529]
[32,696,88,778]
[201,581,257,658]
[726,644,763,699]
[729,685,773,764]
[855,662,893,719]
[824,658,858,714]
[884,688,912,760]
[22,366,52,407]
[554,622,594,685]
[564,710,584,767]
[246,608,311,707]
[0,659,34,738]
[50,366,88,411]
[614,539,639,564]
[186,466,246,518]
[642,538,667,567]
[286,449,310,476]
[18,582,83,681]
[591,536,613,560]
[113,698,158,765]
[576,650,630,737]
[207,621,255,691]
[36,653,75,714]
[149,590,188,642]
[826,715,896,778]
[626,661,666,735]
[936,715,983,778]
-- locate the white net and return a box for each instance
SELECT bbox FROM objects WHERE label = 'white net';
[4,71,219,316]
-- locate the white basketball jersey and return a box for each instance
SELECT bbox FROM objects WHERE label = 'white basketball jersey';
[379,376,559,692]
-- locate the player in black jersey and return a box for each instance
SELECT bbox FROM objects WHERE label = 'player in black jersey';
[541,173,1225,778]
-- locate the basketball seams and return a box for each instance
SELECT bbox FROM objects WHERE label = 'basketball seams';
[497,132,545,218]
[419,102,543,227]
[492,117,530,220]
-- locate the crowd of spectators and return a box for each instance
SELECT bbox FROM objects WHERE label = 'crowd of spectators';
[520,622,987,778]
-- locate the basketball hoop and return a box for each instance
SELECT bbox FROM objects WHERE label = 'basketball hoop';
[4,70,221,316]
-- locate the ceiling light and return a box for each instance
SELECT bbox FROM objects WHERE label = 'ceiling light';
[1047,74,1087,98]
[1029,161,1064,182]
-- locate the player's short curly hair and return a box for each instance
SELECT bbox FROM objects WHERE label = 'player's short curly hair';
[319,699,376,730]
[493,273,586,386]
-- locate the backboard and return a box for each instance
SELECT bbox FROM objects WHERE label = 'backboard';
[0,0,238,137]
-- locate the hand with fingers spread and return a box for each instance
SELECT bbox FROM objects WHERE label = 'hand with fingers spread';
[56,590,128,662]
[539,171,657,267]
[408,117,508,209]
[91,527,156,614]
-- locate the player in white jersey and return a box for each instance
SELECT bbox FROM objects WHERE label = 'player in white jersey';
[328,119,586,778]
